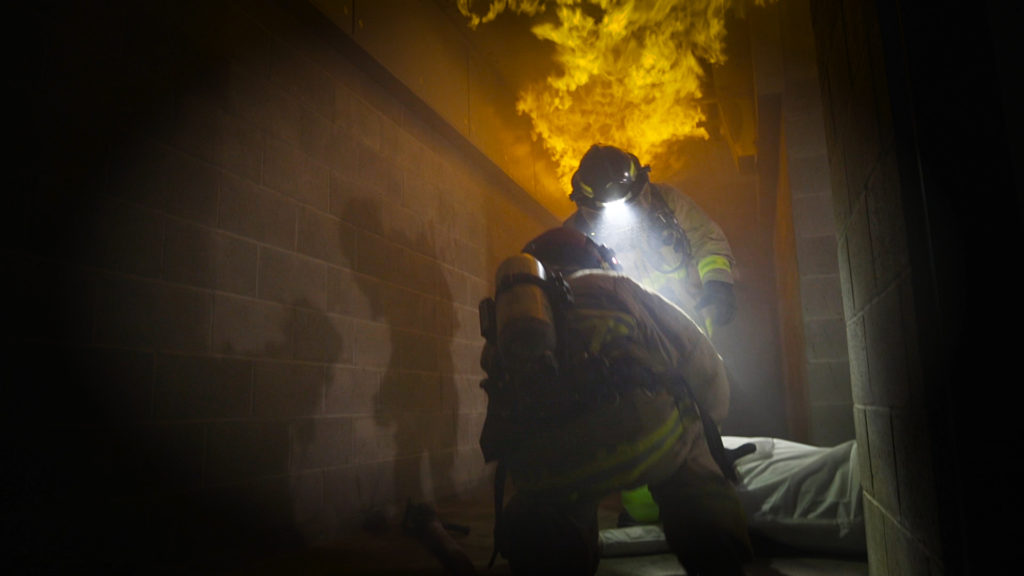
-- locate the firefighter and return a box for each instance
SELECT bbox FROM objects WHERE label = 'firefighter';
[478,227,751,576]
[564,144,737,337]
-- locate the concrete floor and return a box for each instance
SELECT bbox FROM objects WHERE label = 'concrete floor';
[232,482,868,576]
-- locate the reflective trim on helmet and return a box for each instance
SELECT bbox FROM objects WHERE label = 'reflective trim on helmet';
[698,255,732,281]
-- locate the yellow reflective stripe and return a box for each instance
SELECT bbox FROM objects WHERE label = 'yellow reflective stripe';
[573,311,637,355]
[523,406,684,492]
[587,414,688,496]
[698,255,731,280]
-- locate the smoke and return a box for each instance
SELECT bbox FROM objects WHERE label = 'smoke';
[456,0,769,187]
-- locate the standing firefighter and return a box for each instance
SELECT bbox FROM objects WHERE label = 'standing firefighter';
[564,144,737,337]
[477,227,752,575]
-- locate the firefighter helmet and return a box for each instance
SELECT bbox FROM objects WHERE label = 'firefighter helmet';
[522,227,621,273]
[569,145,650,207]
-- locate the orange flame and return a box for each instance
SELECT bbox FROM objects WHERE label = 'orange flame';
[457,0,764,188]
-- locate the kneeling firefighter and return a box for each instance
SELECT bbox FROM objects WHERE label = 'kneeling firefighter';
[477,227,752,576]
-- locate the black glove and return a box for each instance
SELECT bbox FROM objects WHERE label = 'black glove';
[697,280,736,326]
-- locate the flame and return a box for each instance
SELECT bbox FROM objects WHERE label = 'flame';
[457,0,766,188]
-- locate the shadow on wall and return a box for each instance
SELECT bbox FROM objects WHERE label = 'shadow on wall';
[340,197,460,524]
[8,297,347,572]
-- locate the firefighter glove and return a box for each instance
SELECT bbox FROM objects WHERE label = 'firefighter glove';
[697,280,736,326]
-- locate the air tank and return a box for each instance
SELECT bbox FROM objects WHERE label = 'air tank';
[494,253,557,365]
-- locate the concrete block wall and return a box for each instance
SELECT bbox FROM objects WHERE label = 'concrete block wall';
[809,0,940,573]
[12,0,556,570]
[779,0,852,447]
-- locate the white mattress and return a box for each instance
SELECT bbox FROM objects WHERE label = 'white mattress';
[600,436,866,557]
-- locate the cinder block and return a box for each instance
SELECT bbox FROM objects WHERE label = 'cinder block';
[294,308,353,364]
[353,320,394,369]
[853,405,872,496]
[846,197,876,310]
[866,152,909,289]
[289,416,354,470]
[252,78,305,147]
[451,339,487,379]
[401,175,441,227]
[787,152,831,199]
[403,247,442,296]
[212,293,293,358]
[430,295,455,339]
[456,411,485,449]
[453,302,483,342]
[793,193,837,239]
[355,229,404,284]
[325,135,363,208]
[408,371,444,414]
[865,407,898,515]
[350,95,383,150]
[808,402,855,445]
[206,420,291,485]
[847,314,872,405]
[454,236,488,280]
[326,265,375,320]
[803,316,848,361]
[800,273,844,318]
[823,32,853,146]
[862,496,888,576]
[806,359,852,404]
[94,275,212,353]
[300,106,334,169]
[795,234,839,276]
[264,136,330,211]
[297,205,356,268]
[351,415,398,464]
[325,365,380,415]
[268,47,334,122]
[354,147,403,210]
[161,150,222,226]
[163,219,259,296]
[370,282,420,331]
[154,353,252,419]
[891,409,942,554]
[258,247,327,310]
[829,143,852,228]
[842,68,881,211]
[785,107,829,160]
[837,233,856,320]
[219,110,264,183]
[107,139,219,227]
[446,375,486,415]
[219,173,298,250]
[865,285,910,407]
[394,329,439,372]
[884,516,931,576]
[375,369,413,419]
[253,361,325,417]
